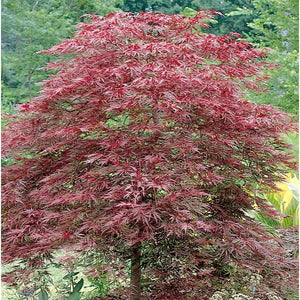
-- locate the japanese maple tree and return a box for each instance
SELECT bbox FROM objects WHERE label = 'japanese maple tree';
[2,11,298,299]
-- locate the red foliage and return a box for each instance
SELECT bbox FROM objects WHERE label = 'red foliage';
[2,11,297,298]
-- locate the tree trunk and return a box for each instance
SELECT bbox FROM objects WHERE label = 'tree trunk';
[130,242,142,300]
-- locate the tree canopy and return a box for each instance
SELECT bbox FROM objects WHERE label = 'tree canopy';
[2,11,297,299]
[4,0,297,116]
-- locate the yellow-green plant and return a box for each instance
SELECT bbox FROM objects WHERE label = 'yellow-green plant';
[251,174,299,228]
[267,174,299,227]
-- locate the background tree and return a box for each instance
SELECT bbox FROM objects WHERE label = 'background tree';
[118,0,256,35]
[1,0,121,112]
[2,11,297,300]
[190,0,255,35]
[228,0,299,116]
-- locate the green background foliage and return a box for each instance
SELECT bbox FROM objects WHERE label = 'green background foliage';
[1,0,121,113]
[229,0,299,116]
[118,0,255,35]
